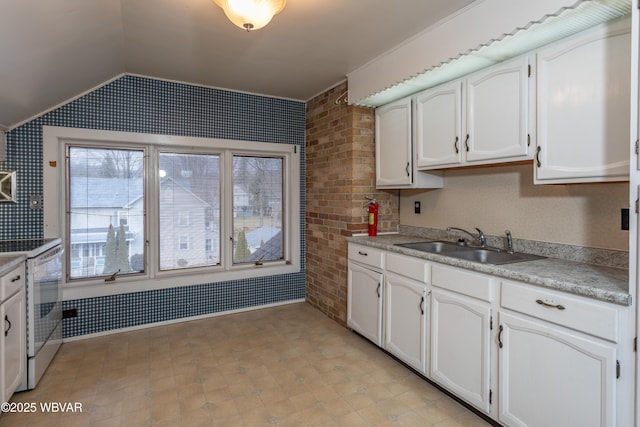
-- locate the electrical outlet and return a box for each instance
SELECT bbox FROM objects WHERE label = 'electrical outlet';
[29,195,43,209]
[414,201,421,214]
[621,208,629,231]
[62,309,78,319]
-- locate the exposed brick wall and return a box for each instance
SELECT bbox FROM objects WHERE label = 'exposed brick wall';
[306,82,399,325]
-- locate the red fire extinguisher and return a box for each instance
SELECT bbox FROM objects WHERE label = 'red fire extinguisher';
[366,196,379,237]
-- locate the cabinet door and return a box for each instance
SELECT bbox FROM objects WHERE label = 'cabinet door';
[498,312,616,427]
[535,20,630,183]
[415,80,463,168]
[347,262,383,346]
[384,273,427,373]
[375,97,413,187]
[2,290,25,403]
[430,288,492,413]
[466,56,531,163]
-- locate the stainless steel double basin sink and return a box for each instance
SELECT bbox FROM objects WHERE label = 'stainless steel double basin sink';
[394,241,545,265]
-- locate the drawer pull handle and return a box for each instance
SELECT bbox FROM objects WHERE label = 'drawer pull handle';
[376,283,381,298]
[10,275,21,283]
[536,299,565,310]
[419,296,424,315]
[498,325,503,349]
[454,136,459,154]
[4,315,11,337]
[358,251,368,256]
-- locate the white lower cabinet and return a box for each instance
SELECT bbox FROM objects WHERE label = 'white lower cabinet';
[1,264,26,404]
[384,271,428,373]
[498,279,619,427]
[347,245,385,347]
[430,287,492,414]
[429,264,495,414]
[383,252,430,373]
[347,262,383,346]
[498,312,616,427]
[347,244,630,426]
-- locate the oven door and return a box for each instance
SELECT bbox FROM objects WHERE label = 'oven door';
[29,245,63,357]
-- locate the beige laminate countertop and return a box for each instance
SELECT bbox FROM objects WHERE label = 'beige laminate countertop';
[0,254,26,277]
[348,234,631,306]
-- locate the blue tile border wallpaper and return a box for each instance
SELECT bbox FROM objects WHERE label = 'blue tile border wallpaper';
[62,272,306,338]
[0,74,306,338]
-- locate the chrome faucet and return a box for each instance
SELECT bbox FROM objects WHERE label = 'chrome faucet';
[447,227,486,248]
[505,230,514,254]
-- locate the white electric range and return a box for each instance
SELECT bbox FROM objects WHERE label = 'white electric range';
[0,238,63,391]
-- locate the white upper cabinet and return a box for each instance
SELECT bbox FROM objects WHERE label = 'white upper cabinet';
[375,97,443,189]
[535,18,630,184]
[466,56,532,163]
[415,80,463,168]
[415,55,532,169]
[376,97,413,187]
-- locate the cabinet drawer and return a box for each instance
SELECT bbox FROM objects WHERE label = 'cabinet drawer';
[501,280,618,342]
[1,264,25,302]
[432,264,493,302]
[348,244,384,269]
[386,252,430,283]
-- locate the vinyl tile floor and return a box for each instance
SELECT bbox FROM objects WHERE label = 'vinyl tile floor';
[2,302,491,427]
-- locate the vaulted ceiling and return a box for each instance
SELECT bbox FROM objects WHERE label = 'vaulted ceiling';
[0,0,477,129]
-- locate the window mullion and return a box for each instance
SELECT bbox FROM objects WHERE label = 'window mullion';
[221,150,234,270]
[147,146,160,277]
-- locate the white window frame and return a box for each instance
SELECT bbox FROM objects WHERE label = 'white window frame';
[43,126,301,301]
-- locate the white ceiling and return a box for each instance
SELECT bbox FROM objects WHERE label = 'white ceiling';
[0,0,477,129]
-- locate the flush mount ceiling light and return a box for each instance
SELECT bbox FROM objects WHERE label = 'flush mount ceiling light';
[213,0,286,31]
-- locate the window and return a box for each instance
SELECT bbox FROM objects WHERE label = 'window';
[177,212,190,227]
[44,126,300,296]
[232,156,283,264]
[178,236,189,250]
[117,210,129,226]
[159,152,220,271]
[67,146,145,280]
